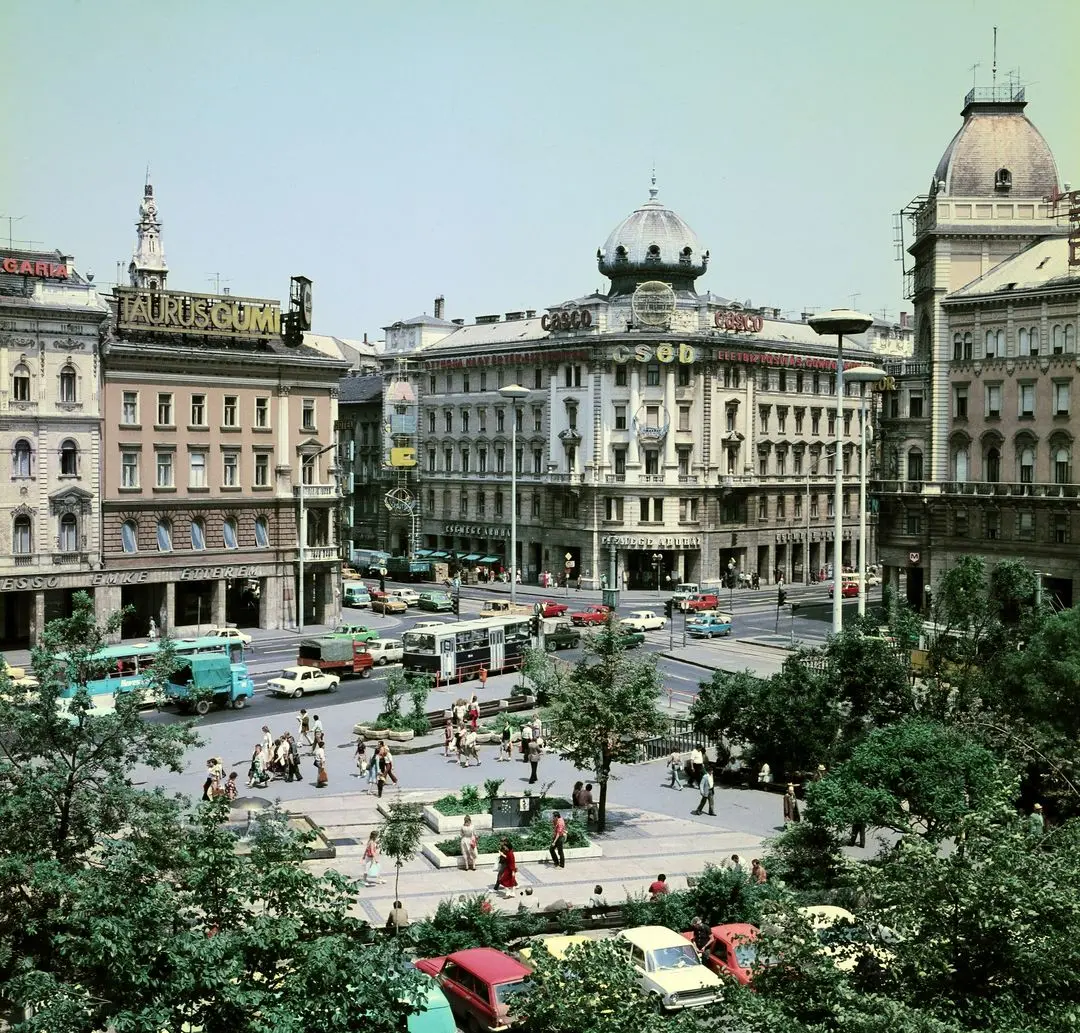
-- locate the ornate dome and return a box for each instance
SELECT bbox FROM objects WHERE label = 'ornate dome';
[932,90,1059,198]
[597,179,708,295]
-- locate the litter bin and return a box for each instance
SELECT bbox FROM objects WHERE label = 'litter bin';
[491,795,540,830]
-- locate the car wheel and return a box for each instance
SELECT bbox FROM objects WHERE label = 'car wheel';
[545,641,556,652]
[194,699,210,716]
[232,696,246,710]
[292,687,304,699]
[377,657,387,666]
[571,638,581,648]
[329,681,338,692]
[360,667,371,679]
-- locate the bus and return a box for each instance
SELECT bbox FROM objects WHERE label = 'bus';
[402,616,533,684]
[59,636,246,715]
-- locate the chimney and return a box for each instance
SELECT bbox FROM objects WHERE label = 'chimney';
[900,311,909,329]
[451,318,465,326]
[504,311,525,321]
[801,310,814,322]
[526,309,536,318]
[434,295,445,320]
[363,332,369,344]
[475,314,501,324]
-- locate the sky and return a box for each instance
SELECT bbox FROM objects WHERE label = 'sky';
[3,0,1078,339]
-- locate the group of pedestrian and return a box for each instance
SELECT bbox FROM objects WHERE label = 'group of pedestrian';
[571,780,596,823]
[241,711,330,790]
[520,712,544,782]
[443,695,483,767]
[354,736,399,797]
[201,756,238,802]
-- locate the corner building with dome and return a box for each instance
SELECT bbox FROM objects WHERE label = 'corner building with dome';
[396,182,902,589]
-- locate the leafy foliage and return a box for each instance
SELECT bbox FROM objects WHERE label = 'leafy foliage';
[379,800,425,904]
[437,816,588,856]
[410,895,545,957]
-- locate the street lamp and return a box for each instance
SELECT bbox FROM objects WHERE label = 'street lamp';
[298,441,337,634]
[651,552,664,596]
[808,309,874,635]
[804,448,835,586]
[499,384,530,605]
[844,365,887,616]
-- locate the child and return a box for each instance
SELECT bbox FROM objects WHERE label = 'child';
[223,771,239,801]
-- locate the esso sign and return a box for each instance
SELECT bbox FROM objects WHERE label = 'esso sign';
[541,308,593,331]
[714,310,763,333]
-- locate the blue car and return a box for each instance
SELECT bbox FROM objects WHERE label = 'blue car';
[687,615,733,639]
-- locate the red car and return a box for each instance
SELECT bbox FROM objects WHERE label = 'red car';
[414,948,531,1031]
[570,604,612,626]
[685,594,720,611]
[684,923,767,986]
[828,580,859,599]
[538,600,569,618]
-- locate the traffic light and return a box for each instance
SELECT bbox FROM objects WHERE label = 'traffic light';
[530,615,541,637]
[778,587,787,607]
[664,599,674,619]
[452,592,460,616]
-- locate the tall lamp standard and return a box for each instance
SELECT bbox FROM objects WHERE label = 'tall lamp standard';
[843,366,887,616]
[651,552,664,597]
[499,384,530,605]
[808,309,874,635]
[298,441,338,635]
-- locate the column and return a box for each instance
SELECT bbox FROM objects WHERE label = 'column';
[663,368,677,469]
[261,573,282,630]
[628,366,641,467]
[32,591,46,647]
[212,580,227,627]
[163,582,176,635]
[275,386,292,494]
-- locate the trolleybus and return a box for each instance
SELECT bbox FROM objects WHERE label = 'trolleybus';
[402,615,533,684]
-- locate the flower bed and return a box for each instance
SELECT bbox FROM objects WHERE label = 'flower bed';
[436,817,588,857]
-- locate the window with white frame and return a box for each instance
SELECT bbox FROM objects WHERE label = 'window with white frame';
[156,518,172,552]
[985,384,1002,418]
[122,391,138,425]
[12,364,30,402]
[157,393,173,426]
[222,518,238,549]
[156,451,173,487]
[1018,383,1035,418]
[221,451,238,488]
[59,365,77,403]
[254,516,269,547]
[301,398,316,431]
[121,520,138,553]
[254,452,269,486]
[255,397,269,427]
[13,514,32,554]
[121,450,139,488]
[1054,381,1070,416]
[191,518,206,550]
[190,394,206,426]
[189,451,207,488]
[223,396,238,427]
[59,439,78,476]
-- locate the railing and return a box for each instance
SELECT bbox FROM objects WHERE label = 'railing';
[605,474,626,483]
[678,475,700,484]
[964,85,1024,106]
[642,474,665,483]
[638,718,718,763]
[303,546,339,561]
[881,360,930,377]
[548,472,584,483]
[11,554,36,567]
[294,484,336,498]
[941,480,1079,498]
[52,552,88,566]
[876,480,925,494]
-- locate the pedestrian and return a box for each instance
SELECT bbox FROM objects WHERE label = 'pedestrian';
[549,810,566,868]
[223,771,239,802]
[727,853,748,873]
[363,832,382,886]
[261,725,273,761]
[750,858,767,884]
[443,719,454,758]
[495,839,517,896]
[527,736,541,784]
[201,758,219,801]
[693,765,715,816]
[648,873,669,899]
[783,783,801,824]
[468,694,480,729]
[520,717,533,762]
[380,742,398,785]
[499,719,512,761]
[589,885,606,908]
[530,712,542,744]
[848,821,867,848]
[757,762,773,785]
[355,736,368,776]
[298,708,312,747]
[460,815,479,871]
[313,739,328,788]
[689,916,711,951]
[459,728,472,767]
[813,763,827,781]
[465,727,480,767]
[583,783,596,824]
[668,751,684,790]
[366,747,379,790]
[385,900,410,933]
[287,735,302,783]
[148,617,158,642]
[311,714,324,749]
[1028,803,1045,836]
[689,745,704,788]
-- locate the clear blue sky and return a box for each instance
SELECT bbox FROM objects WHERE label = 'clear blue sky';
[3,0,1077,337]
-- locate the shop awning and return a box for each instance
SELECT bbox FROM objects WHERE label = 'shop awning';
[429,551,449,558]
[462,553,482,561]
[478,555,500,564]
[414,549,433,557]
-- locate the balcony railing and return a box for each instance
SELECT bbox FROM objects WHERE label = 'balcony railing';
[605,474,626,483]
[548,472,585,483]
[302,546,339,561]
[678,474,700,484]
[940,480,1079,498]
[881,360,929,378]
[11,554,36,567]
[294,484,337,498]
[52,552,89,566]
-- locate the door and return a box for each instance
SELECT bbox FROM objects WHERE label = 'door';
[439,637,456,680]
[489,626,505,671]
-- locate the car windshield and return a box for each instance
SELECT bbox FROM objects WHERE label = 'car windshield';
[647,944,700,971]
[493,977,531,1006]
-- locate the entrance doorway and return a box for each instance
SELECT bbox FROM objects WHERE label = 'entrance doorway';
[0,591,33,648]
[905,566,925,612]
[225,577,260,627]
[121,582,166,640]
[176,579,214,632]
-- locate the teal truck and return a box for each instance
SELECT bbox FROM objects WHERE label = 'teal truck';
[165,654,255,715]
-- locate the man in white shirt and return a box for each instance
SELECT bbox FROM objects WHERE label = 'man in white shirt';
[689,746,704,788]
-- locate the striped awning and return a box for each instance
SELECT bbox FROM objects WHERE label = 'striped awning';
[478,555,500,564]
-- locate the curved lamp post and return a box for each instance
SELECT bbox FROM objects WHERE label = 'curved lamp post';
[499,384,530,604]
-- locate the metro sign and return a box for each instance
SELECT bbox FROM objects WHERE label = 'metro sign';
[1,256,70,279]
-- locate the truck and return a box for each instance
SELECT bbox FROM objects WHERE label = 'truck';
[685,593,721,612]
[388,555,435,582]
[165,654,255,715]
[481,600,534,617]
[543,619,582,652]
[296,637,374,679]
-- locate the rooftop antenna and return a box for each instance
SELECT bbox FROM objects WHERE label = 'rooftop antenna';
[145,163,151,186]
[992,26,997,88]
[207,272,231,294]
[848,291,862,309]
[0,214,25,249]
[969,61,980,88]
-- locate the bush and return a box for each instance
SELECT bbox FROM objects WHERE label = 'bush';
[411,896,545,957]
[685,864,777,926]
[437,816,588,857]
[432,785,484,816]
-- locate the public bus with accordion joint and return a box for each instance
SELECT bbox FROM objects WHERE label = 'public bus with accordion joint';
[58,636,248,716]
[402,615,533,685]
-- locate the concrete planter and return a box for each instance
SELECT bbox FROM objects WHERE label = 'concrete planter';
[421,840,602,870]
[376,799,495,834]
[352,724,415,742]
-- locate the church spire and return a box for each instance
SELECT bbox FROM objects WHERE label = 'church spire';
[129,175,168,289]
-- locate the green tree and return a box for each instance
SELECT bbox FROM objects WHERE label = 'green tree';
[379,800,426,913]
[540,618,669,831]
[688,668,759,762]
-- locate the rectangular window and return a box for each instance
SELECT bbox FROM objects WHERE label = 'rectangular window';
[726,409,736,433]
[614,449,626,476]
[811,411,821,435]
[223,396,238,427]
[644,451,659,476]
[462,373,470,393]
[776,451,787,476]
[429,375,437,394]
[986,511,1000,540]
[156,393,173,427]
[776,495,786,519]
[459,492,468,516]
[908,391,924,419]
[777,408,787,434]
[759,406,769,433]
[121,451,139,488]
[759,452,768,476]
[444,411,453,432]
[1018,511,1035,540]
[615,405,627,430]
[758,495,768,520]
[479,371,487,392]
[443,448,453,472]
[677,364,691,387]
[461,410,470,433]
[646,405,660,429]
[794,408,804,433]
[494,493,504,516]
[496,448,505,474]
[953,385,969,418]
[677,448,690,476]
[531,494,541,517]
[478,448,487,473]
[461,447,470,473]
[190,394,206,426]
[843,411,852,435]
[222,451,239,487]
[679,497,699,521]
[122,391,138,425]
[1054,514,1068,544]
[794,494,802,518]
[1019,383,1035,418]
[615,365,627,386]
[533,448,542,474]
[427,411,436,433]
[906,511,922,535]
[778,370,787,392]
[810,494,819,518]
[1054,381,1070,416]
[254,452,269,486]
[477,491,486,516]
[478,408,487,432]
[155,451,173,488]
[496,409,505,433]
[605,497,624,521]
[445,373,454,393]
[533,408,542,432]
[189,451,207,488]
[516,408,524,433]
[427,449,435,473]
[954,509,969,537]
[678,405,691,432]
[646,365,660,387]
[986,384,1002,418]
[534,368,543,390]
[640,497,650,522]
[566,446,576,471]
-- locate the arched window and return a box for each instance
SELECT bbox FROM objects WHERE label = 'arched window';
[59,439,78,476]
[190,518,205,551]
[954,447,969,482]
[157,518,172,552]
[1018,327,1029,356]
[58,513,78,552]
[12,364,30,402]
[963,332,972,359]
[995,168,1012,191]
[121,520,138,553]
[222,517,238,550]
[12,515,32,554]
[254,516,269,548]
[1019,447,1035,484]
[1053,324,1065,354]
[906,448,923,482]
[985,446,1001,482]
[59,365,77,403]
[985,329,1003,358]
[1055,448,1071,485]
[953,333,963,361]
[12,439,32,478]
[1067,324,1077,353]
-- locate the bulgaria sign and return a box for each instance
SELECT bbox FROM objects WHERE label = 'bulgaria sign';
[115,287,281,339]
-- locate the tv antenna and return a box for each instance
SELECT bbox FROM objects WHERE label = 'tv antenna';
[0,214,25,250]
[207,272,231,294]
[969,61,980,88]
[848,292,862,309]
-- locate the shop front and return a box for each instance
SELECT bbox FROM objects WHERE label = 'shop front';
[599,533,702,591]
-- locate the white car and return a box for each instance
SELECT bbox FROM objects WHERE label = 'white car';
[617,926,723,1011]
[267,665,339,698]
[365,639,404,665]
[206,627,253,646]
[411,621,449,631]
[387,588,421,607]
[620,610,667,632]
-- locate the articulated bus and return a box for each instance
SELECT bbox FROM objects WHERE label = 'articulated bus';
[402,616,533,684]
[59,636,245,715]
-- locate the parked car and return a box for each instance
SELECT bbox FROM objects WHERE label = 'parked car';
[418,590,454,612]
[797,906,897,972]
[366,638,404,665]
[267,665,340,698]
[370,591,408,615]
[686,614,733,639]
[343,583,372,608]
[413,620,450,631]
[685,923,768,986]
[684,593,721,612]
[328,624,380,643]
[614,628,646,650]
[543,620,582,652]
[414,948,531,1032]
[341,564,362,581]
[407,980,457,1033]
[205,626,253,646]
[538,600,569,618]
[620,610,666,631]
[570,604,612,626]
[388,587,421,607]
[616,926,723,1011]
[828,579,860,599]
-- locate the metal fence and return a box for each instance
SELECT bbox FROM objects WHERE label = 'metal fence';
[638,717,716,762]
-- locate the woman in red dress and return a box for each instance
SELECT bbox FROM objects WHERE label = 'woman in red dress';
[495,839,517,897]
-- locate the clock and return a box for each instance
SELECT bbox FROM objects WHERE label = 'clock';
[300,282,313,329]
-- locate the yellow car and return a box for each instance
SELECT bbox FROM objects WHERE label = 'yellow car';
[798,906,896,972]
[616,926,723,1011]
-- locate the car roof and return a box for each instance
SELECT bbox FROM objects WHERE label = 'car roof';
[712,923,759,942]
[799,905,856,926]
[620,925,691,949]
[446,947,530,982]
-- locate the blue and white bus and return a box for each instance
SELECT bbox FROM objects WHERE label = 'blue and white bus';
[402,616,533,684]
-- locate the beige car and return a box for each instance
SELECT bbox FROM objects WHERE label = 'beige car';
[617,926,723,1011]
